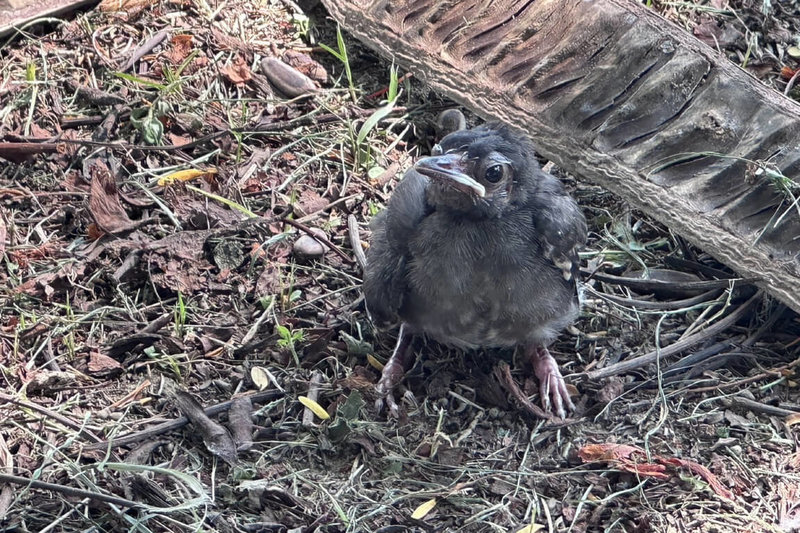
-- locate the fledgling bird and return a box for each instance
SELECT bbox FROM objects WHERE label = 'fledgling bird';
[363,123,587,418]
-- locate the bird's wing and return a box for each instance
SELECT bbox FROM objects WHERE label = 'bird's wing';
[363,170,431,326]
[530,176,587,285]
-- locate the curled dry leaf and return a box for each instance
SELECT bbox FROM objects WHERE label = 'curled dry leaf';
[411,498,437,520]
[88,160,138,234]
[282,50,328,84]
[367,353,384,371]
[578,443,733,499]
[250,366,272,390]
[515,525,545,533]
[298,395,330,420]
[220,56,252,86]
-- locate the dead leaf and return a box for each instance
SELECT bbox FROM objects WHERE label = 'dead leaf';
[88,351,123,374]
[782,66,798,80]
[294,189,328,218]
[662,457,734,500]
[250,366,272,390]
[578,443,644,462]
[98,0,157,16]
[298,395,330,420]
[596,376,624,405]
[579,443,733,499]
[88,161,138,234]
[220,56,252,86]
[158,168,217,187]
[515,525,544,533]
[282,50,328,83]
[618,461,669,480]
[167,34,193,64]
[411,498,437,520]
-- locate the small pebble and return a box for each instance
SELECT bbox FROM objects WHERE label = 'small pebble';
[293,228,329,260]
[261,57,317,98]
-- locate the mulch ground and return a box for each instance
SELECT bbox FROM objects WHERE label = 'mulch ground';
[1,0,799,531]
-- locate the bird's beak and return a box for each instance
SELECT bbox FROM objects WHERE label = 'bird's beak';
[414,153,486,198]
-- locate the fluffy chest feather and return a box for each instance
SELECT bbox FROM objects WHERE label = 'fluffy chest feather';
[401,210,577,348]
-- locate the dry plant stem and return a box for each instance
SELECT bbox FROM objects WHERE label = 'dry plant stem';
[666,301,785,384]
[725,396,799,417]
[109,380,152,410]
[583,290,762,380]
[347,214,367,270]
[36,107,414,156]
[494,362,554,421]
[662,338,742,378]
[0,142,62,162]
[687,354,800,395]
[302,371,324,427]
[82,390,282,451]
[686,357,800,394]
[67,80,126,106]
[281,217,354,264]
[43,338,61,372]
[0,392,102,443]
[241,305,272,346]
[583,268,753,293]
[252,106,408,133]
[785,68,800,96]
[372,160,402,188]
[587,286,724,311]
[0,473,141,509]
[120,30,169,72]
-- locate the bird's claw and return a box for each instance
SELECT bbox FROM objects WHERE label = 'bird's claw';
[375,379,402,418]
[374,390,401,418]
[532,346,575,419]
[539,371,575,419]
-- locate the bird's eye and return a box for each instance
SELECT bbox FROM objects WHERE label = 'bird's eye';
[484,164,505,183]
[431,144,443,156]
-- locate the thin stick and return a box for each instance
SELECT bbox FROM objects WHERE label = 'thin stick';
[0,473,141,509]
[0,392,102,443]
[348,214,367,270]
[581,291,762,380]
[282,218,354,264]
[82,389,283,451]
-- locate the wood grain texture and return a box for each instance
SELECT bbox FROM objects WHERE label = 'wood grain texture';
[0,0,96,37]
[322,0,800,312]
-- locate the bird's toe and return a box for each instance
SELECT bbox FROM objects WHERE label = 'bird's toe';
[375,390,401,418]
[530,345,575,418]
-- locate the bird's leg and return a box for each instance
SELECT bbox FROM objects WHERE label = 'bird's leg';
[375,323,416,417]
[528,345,574,418]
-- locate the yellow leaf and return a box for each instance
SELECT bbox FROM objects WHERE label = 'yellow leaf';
[515,524,544,533]
[298,396,330,420]
[367,353,384,371]
[411,498,437,520]
[250,367,271,391]
[157,168,217,187]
